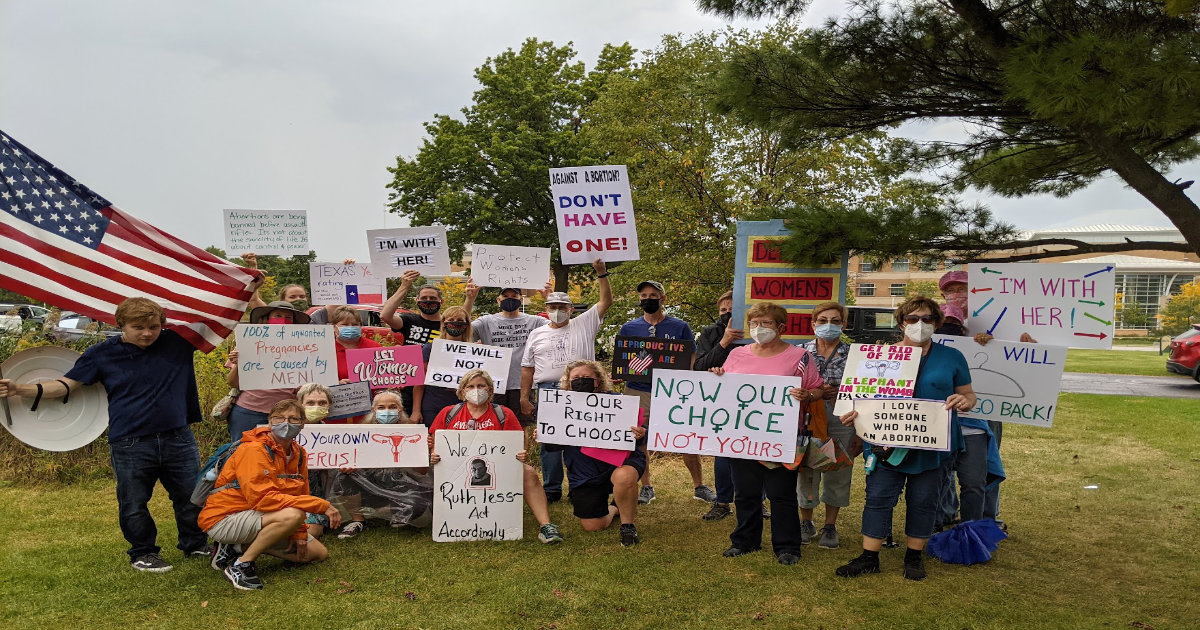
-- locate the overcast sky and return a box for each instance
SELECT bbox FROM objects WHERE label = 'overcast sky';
[2,0,1188,263]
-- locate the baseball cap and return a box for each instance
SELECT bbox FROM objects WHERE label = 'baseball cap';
[636,280,665,294]
[545,292,572,305]
[939,270,968,291]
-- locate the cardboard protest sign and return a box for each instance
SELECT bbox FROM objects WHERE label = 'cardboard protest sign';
[933,334,1067,427]
[470,244,551,290]
[611,335,695,384]
[425,339,512,391]
[535,389,640,450]
[235,324,337,389]
[432,430,524,542]
[549,165,640,265]
[732,220,848,344]
[346,345,426,389]
[309,262,385,305]
[367,226,452,277]
[649,369,804,463]
[223,209,308,256]
[832,344,921,416]
[852,398,951,451]
[327,381,373,421]
[966,262,1116,349]
[297,424,428,469]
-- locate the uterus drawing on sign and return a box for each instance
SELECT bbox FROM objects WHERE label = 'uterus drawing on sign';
[860,360,902,379]
[372,432,425,463]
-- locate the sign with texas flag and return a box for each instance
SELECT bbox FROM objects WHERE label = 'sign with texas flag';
[309,262,386,306]
[610,335,694,384]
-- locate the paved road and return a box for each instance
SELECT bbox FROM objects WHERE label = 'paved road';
[1061,372,1200,399]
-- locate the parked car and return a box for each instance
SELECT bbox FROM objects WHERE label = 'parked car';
[0,303,51,324]
[1166,324,1200,382]
[844,306,901,345]
[305,304,403,345]
[49,312,123,343]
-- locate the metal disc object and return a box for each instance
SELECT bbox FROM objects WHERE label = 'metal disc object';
[1,346,109,451]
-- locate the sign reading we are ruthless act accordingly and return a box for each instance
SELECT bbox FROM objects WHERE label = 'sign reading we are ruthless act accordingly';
[296,424,428,469]
[235,324,337,390]
[852,398,951,451]
[649,369,804,463]
[432,430,524,542]
[832,344,921,416]
[536,389,640,450]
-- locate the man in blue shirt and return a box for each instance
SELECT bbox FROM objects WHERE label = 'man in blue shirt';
[617,280,713,505]
[0,297,209,572]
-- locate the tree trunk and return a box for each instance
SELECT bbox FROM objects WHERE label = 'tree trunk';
[553,263,569,293]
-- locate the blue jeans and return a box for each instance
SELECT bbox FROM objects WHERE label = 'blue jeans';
[861,463,941,541]
[536,382,565,497]
[936,458,960,527]
[228,404,267,443]
[954,433,990,522]
[108,426,207,561]
[713,456,734,504]
[985,421,1003,519]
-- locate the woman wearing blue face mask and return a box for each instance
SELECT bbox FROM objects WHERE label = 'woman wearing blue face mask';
[797,302,858,550]
[331,306,381,385]
[325,390,434,540]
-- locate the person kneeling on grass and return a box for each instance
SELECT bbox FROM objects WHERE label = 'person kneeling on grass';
[428,368,564,545]
[199,399,342,590]
[540,360,647,547]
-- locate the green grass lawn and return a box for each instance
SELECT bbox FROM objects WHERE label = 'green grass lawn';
[1065,348,1183,376]
[1,393,1197,629]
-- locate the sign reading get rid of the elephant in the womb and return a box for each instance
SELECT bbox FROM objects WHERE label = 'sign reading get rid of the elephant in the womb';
[549,165,640,264]
[235,324,337,390]
[966,262,1116,349]
[296,424,429,469]
[832,344,921,416]
[345,345,425,389]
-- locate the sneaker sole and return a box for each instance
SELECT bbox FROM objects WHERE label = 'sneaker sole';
[818,541,840,549]
[132,564,173,573]
[836,565,880,578]
[538,535,563,544]
[692,495,715,502]
[702,513,731,521]
[224,568,263,590]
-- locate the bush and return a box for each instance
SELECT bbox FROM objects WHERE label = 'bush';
[1158,281,1200,336]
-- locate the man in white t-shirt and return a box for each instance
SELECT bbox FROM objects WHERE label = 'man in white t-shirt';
[471,286,550,425]
[520,258,612,501]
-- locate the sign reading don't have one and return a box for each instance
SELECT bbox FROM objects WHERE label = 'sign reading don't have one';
[549,165,640,265]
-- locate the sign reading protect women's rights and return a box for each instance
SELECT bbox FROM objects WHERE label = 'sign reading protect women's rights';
[432,430,524,542]
[309,262,385,305]
[966,262,1116,349]
[536,389,640,450]
[648,369,804,463]
[611,336,695,384]
[366,226,452,277]
[297,424,428,469]
[832,344,921,416]
[235,324,337,390]
[346,345,426,389]
[933,334,1067,427]
[470,244,551,290]
[851,398,951,451]
[425,340,512,390]
[223,209,309,256]
[549,165,640,264]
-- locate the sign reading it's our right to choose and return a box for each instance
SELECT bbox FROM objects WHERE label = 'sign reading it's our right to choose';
[648,369,804,463]
[851,398,951,451]
[966,262,1116,349]
[832,344,921,416]
[536,389,640,451]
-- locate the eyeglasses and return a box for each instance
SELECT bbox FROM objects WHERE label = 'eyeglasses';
[748,321,776,329]
[902,315,937,324]
[269,416,304,425]
[444,319,468,325]
[942,287,968,295]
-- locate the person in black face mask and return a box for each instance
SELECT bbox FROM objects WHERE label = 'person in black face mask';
[691,290,747,521]
[468,286,550,429]
[617,280,712,506]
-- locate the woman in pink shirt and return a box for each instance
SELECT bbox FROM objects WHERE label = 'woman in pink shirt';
[710,302,825,566]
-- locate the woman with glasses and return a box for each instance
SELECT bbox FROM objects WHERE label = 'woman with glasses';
[411,305,472,427]
[835,295,978,581]
[709,302,825,566]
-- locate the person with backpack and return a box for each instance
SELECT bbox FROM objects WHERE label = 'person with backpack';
[428,369,563,544]
[199,399,343,590]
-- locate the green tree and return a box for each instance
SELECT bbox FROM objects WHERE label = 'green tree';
[905,280,941,299]
[1158,280,1200,335]
[386,39,636,291]
[700,0,1200,261]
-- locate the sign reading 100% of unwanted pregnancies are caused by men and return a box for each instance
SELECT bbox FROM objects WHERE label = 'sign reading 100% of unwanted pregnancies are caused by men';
[235,324,338,390]
[549,165,640,265]
[966,262,1116,349]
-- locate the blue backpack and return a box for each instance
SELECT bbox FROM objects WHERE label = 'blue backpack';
[189,440,275,507]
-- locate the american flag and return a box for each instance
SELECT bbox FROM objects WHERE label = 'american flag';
[0,130,261,352]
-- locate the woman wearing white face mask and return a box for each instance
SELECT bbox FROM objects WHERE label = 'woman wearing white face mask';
[296,383,336,538]
[326,390,435,540]
[835,296,984,582]
[428,369,564,544]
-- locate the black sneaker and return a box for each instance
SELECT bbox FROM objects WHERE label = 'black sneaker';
[836,553,881,578]
[210,542,240,571]
[130,553,173,573]
[186,546,212,559]
[619,523,640,546]
[903,555,927,581]
[702,503,732,521]
[800,520,816,545]
[777,552,801,566]
[722,546,759,558]
[224,560,264,590]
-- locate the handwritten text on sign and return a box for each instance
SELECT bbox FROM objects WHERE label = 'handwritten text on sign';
[852,398,951,452]
[549,165,640,265]
[933,334,1066,427]
[536,389,640,450]
[223,209,309,256]
[966,262,1116,349]
[832,344,921,416]
[235,324,337,390]
[308,262,385,305]
[366,226,452,277]
[470,244,551,290]
[327,382,372,421]
[649,369,804,463]
[346,345,426,389]
[425,340,512,391]
[432,430,524,542]
[611,336,695,384]
[296,424,428,469]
